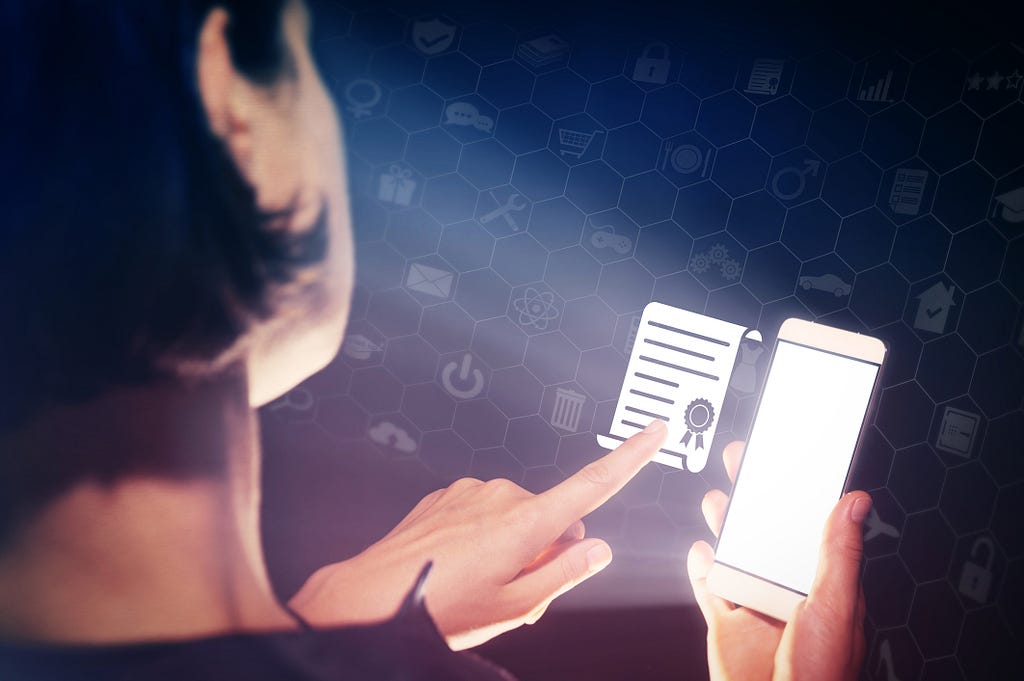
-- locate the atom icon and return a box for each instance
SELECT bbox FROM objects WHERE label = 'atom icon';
[513,287,560,330]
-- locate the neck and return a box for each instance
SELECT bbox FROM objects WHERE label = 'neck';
[0,371,297,645]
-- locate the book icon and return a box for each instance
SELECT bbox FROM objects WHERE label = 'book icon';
[516,34,570,69]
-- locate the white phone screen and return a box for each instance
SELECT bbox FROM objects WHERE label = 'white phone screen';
[714,339,880,595]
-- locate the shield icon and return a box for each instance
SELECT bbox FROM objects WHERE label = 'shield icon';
[411,18,456,55]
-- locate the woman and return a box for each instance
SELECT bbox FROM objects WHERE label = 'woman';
[0,1,871,678]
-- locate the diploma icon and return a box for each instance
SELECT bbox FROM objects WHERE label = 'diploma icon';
[595,302,761,472]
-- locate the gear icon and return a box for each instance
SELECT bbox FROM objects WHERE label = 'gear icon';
[709,243,730,263]
[689,251,711,273]
[720,258,742,280]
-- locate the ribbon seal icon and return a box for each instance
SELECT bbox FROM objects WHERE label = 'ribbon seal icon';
[681,397,715,450]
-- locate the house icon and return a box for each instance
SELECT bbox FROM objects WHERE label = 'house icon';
[914,281,956,334]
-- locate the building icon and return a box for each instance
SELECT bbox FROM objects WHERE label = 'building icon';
[936,406,980,458]
[551,388,586,433]
[914,282,956,334]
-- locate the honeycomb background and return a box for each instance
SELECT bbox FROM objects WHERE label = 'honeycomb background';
[260,2,1024,679]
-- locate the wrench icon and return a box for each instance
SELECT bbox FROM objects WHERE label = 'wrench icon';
[480,192,527,231]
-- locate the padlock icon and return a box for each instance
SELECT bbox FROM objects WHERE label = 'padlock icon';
[958,536,994,604]
[632,43,670,85]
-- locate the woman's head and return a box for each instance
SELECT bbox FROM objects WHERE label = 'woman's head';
[0,0,353,538]
[1,0,352,430]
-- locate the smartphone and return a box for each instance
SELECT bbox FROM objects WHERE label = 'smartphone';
[706,318,886,621]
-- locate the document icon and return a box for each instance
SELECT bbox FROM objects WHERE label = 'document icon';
[405,263,453,299]
[744,58,785,96]
[888,168,928,216]
[595,302,761,472]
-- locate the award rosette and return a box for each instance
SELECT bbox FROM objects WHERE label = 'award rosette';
[680,397,715,450]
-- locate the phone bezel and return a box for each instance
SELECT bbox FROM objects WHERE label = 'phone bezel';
[705,318,886,622]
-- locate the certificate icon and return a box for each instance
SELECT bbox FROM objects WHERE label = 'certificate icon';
[744,58,785,96]
[595,302,761,472]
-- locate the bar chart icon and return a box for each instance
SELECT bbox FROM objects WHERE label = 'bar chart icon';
[551,388,586,433]
[857,69,895,103]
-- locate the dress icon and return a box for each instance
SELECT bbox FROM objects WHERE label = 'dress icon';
[730,342,764,394]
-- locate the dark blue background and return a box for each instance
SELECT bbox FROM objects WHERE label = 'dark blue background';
[261,2,1024,679]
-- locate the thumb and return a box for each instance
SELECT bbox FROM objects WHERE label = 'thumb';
[506,538,613,616]
[806,491,871,623]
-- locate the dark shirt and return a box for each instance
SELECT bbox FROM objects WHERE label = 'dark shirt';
[0,564,514,681]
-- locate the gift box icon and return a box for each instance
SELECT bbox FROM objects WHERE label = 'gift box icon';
[378,165,417,206]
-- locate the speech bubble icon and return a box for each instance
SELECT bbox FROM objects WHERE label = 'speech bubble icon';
[473,115,494,133]
[445,101,479,127]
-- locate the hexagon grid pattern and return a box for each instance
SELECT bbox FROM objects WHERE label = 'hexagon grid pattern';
[264,3,1024,678]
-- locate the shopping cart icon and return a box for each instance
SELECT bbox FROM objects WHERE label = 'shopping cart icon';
[558,128,604,159]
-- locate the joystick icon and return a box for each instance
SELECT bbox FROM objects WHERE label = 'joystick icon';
[587,218,633,255]
[441,353,485,399]
[590,230,631,254]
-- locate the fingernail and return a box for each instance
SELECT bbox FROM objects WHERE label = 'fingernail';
[644,419,666,435]
[586,542,613,571]
[850,495,871,524]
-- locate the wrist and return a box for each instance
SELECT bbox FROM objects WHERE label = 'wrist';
[288,552,402,628]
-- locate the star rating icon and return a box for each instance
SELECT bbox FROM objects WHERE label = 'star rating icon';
[968,68,1024,93]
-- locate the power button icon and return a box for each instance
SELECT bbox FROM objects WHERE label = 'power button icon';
[441,353,485,399]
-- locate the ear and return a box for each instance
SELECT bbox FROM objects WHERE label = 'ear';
[196,8,253,177]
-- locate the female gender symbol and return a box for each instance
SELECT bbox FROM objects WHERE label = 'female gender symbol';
[344,78,382,118]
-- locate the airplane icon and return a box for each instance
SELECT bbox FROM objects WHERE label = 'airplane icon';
[863,507,900,541]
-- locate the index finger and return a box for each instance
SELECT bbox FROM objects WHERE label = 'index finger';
[534,419,668,533]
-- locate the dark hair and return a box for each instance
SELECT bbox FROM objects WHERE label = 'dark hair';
[0,0,329,541]
[0,0,328,434]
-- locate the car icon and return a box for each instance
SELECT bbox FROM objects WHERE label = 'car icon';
[799,273,851,297]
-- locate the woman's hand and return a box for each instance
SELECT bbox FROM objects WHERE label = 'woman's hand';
[289,420,668,650]
[687,441,871,681]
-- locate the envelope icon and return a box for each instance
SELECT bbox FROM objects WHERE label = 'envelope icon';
[405,263,453,299]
